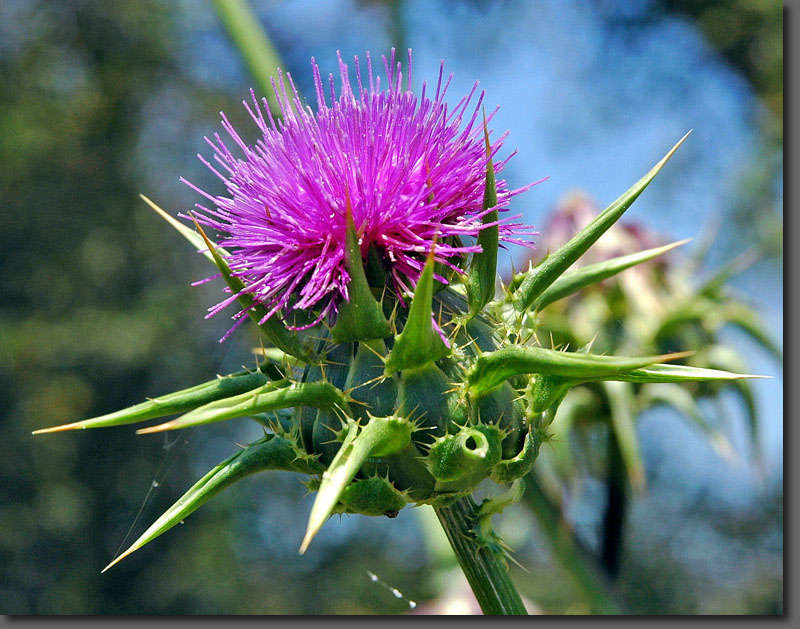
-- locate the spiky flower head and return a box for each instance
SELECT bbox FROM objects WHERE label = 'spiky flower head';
[35,44,739,592]
[184,50,532,333]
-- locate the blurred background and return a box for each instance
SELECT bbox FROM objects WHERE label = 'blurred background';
[0,0,782,615]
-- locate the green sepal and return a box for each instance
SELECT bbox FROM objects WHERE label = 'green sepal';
[377,442,438,503]
[513,132,691,312]
[476,381,525,458]
[490,428,543,484]
[533,239,690,311]
[310,341,355,464]
[136,380,350,434]
[33,364,277,434]
[331,208,391,343]
[428,425,503,492]
[144,195,313,362]
[101,434,322,572]
[606,363,767,384]
[468,346,688,397]
[335,475,409,517]
[300,414,414,553]
[466,113,499,317]
[345,340,397,422]
[178,204,313,363]
[384,250,451,376]
[397,362,461,443]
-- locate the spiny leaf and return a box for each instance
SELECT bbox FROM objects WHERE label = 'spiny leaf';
[300,415,413,553]
[466,111,499,317]
[468,346,691,397]
[533,239,691,310]
[514,132,691,312]
[331,193,391,343]
[33,366,276,434]
[384,248,451,375]
[136,380,349,434]
[102,435,322,572]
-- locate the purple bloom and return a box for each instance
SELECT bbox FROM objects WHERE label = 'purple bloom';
[184,50,534,333]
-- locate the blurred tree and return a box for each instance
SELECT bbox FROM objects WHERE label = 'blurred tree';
[0,0,233,613]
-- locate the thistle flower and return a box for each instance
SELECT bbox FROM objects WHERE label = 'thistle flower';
[183,50,533,333]
[35,43,762,615]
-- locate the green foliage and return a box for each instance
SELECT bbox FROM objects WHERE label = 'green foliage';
[512,133,690,312]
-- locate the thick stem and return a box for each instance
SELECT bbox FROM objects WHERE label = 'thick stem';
[434,496,528,615]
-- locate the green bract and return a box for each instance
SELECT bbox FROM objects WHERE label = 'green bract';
[35,134,762,573]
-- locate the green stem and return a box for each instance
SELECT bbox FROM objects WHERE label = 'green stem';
[434,496,527,615]
[210,0,285,116]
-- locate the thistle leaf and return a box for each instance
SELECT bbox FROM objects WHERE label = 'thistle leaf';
[468,346,690,397]
[514,132,691,312]
[102,434,323,572]
[331,196,391,343]
[136,380,350,434]
[384,249,451,375]
[33,366,275,434]
[466,112,499,317]
[300,415,413,553]
[533,239,691,311]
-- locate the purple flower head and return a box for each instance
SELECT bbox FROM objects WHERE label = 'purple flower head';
[184,50,535,335]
